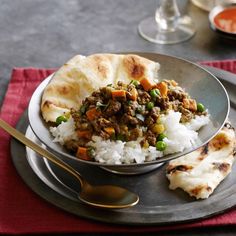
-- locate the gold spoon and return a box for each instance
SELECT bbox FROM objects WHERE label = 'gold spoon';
[0,118,139,209]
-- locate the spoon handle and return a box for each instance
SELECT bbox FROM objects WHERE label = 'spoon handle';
[0,118,84,186]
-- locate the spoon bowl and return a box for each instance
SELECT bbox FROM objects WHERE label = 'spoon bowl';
[79,183,139,208]
[0,118,139,209]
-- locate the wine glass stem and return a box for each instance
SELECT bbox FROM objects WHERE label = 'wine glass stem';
[155,0,180,32]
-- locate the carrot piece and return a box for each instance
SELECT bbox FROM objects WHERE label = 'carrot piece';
[111,90,126,100]
[77,130,92,139]
[155,82,168,97]
[189,99,197,111]
[170,80,178,87]
[86,108,101,121]
[183,98,197,111]
[76,147,91,161]
[140,78,154,91]
[104,127,115,136]
[183,98,189,109]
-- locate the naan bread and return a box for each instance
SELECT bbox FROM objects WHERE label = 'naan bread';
[166,122,236,199]
[41,54,160,122]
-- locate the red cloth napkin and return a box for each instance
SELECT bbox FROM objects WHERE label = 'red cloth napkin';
[200,59,236,74]
[0,62,236,234]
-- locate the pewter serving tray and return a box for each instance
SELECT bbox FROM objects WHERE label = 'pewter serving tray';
[11,110,236,225]
[11,66,236,225]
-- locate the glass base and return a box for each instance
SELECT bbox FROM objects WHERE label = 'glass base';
[191,0,215,11]
[138,16,196,44]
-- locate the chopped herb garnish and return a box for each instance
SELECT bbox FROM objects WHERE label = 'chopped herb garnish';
[87,146,95,158]
[116,133,125,141]
[96,101,108,109]
[80,104,87,114]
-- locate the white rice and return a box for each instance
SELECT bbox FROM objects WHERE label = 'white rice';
[50,117,78,145]
[160,110,209,155]
[50,110,210,164]
[87,136,163,164]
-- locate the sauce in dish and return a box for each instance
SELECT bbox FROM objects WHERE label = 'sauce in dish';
[214,7,236,33]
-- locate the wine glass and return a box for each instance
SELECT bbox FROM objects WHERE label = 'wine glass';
[138,0,196,44]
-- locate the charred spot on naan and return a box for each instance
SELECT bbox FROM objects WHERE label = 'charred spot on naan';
[66,68,82,79]
[42,100,53,108]
[197,144,209,161]
[209,132,231,151]
[212,162,231,174]
[123,55,146,80]
[58,85,71,95]
[42,100,71,110]
[190,185,212,197]
[224,122,234,130]
[166,164,193,174]
[44,81,80,96]
[85,54,111,80]
[201,144,209,155]
[91,55,109,77]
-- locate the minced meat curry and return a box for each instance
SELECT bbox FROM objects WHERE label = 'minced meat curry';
[56,79,207,160]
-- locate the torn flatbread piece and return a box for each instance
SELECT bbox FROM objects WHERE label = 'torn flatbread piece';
[166,122,236,199]
[41,54,160,122]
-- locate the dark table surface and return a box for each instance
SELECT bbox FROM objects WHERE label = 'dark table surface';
[1,0,236,235]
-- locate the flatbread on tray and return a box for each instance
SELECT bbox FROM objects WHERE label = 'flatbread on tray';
[166,122,236,199]
[41,54,160,122]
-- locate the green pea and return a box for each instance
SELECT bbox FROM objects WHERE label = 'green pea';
[56,115,68,125]
[150,89,160,98]
[156,140,167,151]
[157,133,167,141]
[131,80,140,87]
[197,103,205,112]
[146,102,154,110]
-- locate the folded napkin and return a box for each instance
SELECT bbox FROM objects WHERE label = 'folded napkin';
[0,61,236,234]
[200,59,236,74]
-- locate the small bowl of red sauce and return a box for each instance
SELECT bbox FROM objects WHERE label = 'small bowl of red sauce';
[209,3,236,38]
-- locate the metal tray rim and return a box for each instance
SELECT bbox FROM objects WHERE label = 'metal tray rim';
[10,109,236,225]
